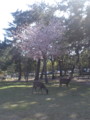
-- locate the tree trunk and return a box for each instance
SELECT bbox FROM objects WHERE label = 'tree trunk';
[24,71,29,82]
[51,60,55,79]
[40,64,44,79]
[24,58,30,82]
[35,59,41,81]
[58,59,63,77]
[18,59,22,81]
[43,57,48,84]
[71,64,75,76]
[75,46,80,75]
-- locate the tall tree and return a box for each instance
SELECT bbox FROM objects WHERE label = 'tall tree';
[13,16,66,83]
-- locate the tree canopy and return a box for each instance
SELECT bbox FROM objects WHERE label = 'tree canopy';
[1,0,90,81]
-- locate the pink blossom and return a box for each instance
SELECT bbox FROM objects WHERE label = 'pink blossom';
[14,18,66,60]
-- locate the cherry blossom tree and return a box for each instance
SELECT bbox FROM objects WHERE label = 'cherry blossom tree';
[13,17,66,83]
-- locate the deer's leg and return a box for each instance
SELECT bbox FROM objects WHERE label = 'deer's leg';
[32,87,34,94]
[38,88,42,94]
[32,86,37,94]
[59,83,62,87]
[35,87,37,94]
[66,83,68,87]
[41,88,43,94]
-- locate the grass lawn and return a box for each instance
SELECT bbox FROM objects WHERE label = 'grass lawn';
[0,80,90,120]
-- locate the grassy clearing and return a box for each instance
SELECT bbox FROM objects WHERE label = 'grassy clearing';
[0,81,90,120]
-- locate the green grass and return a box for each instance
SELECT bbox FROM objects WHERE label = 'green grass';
[0,81,90,120]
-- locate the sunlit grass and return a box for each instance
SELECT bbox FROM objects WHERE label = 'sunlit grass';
[0,81,90,120]
[1,101,38,110]
[0,85,32,90]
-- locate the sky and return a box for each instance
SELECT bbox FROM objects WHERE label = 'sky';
[0,0,59,41]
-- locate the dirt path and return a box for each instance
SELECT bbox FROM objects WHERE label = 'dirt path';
[73,76,90,85]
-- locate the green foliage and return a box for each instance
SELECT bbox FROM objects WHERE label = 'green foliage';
[2,0,90,77]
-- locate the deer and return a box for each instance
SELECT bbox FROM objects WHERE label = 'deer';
[59,75,72,87]
[32,81,48,94]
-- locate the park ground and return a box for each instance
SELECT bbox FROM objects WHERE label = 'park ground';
[0,77,90,120]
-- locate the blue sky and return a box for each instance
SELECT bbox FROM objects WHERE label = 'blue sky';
[0,0,58,41]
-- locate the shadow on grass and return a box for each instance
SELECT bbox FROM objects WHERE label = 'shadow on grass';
[0,81,90,120]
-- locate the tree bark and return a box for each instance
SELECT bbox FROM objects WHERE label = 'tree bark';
[40,64,44,79]
[24,58,30,82]
[43,57,48,84]
[18,59,22,81]
[24,70,29,82]
[58,59,63,77]
[35,59,41,81]
[71,64,75,76]
[51,60,55,79]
